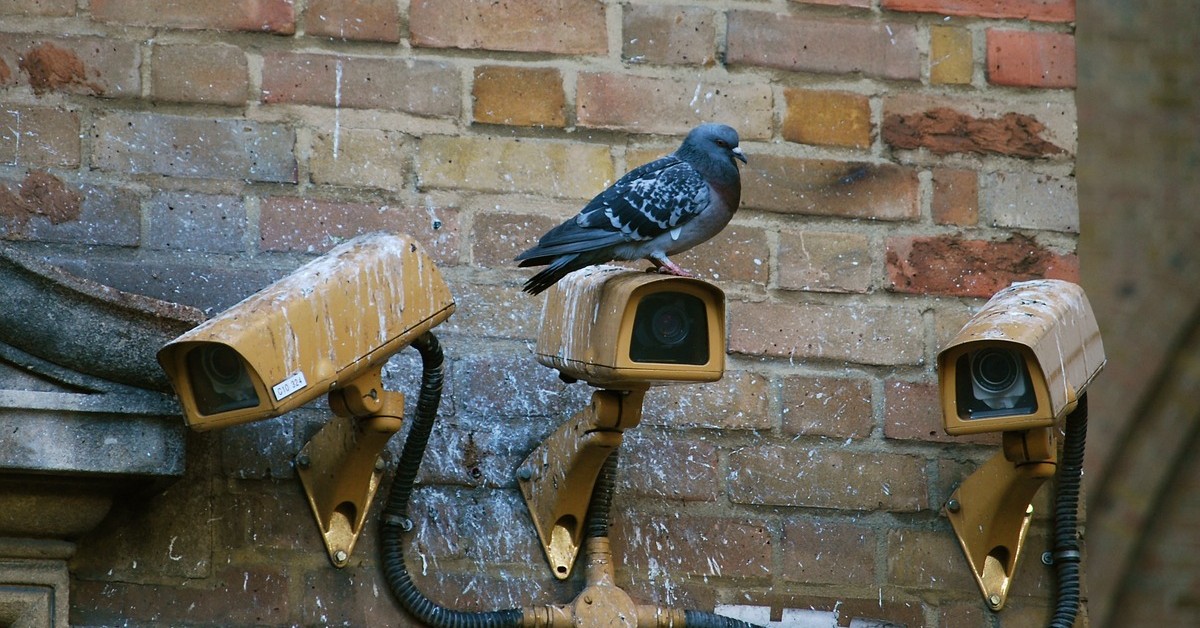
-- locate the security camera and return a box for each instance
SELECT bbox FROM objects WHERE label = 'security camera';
[937,279,1105,435]
[534,265,725,389]
[157,231,455,430]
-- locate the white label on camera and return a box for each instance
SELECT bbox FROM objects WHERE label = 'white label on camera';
[273,371,307,401]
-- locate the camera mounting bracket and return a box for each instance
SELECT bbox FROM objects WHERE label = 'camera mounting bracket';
[945,426,1057,610]
[296,366,403,568]
[516,387,646,580]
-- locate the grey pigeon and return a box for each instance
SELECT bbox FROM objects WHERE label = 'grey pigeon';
[515,123,747,295]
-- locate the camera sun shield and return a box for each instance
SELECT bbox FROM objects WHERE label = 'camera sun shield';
[937,279,1105,435]
[535,266,725,389]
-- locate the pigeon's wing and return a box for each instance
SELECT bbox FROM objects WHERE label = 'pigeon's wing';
[515,155,710,263]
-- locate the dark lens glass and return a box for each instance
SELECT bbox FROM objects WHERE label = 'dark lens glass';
[186,344,260,416]
[955,348,1038,419]
[971,349,1020,393]
[630,292,708,365]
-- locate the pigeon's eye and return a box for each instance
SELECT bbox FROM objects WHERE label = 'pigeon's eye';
[715,139,728,148]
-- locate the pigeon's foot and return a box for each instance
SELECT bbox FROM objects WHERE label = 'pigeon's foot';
[649,257,694,277]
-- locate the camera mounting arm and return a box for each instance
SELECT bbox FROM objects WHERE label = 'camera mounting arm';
[516,386,646,580]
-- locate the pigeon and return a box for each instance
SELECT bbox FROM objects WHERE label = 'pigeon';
[515,123,747,295]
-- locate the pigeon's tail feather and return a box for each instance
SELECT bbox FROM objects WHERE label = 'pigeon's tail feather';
[522,251,610,295]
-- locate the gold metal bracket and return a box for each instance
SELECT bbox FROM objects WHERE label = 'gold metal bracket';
[945,427,1057,610]
[296,366,404,568]
[517,387,646,579]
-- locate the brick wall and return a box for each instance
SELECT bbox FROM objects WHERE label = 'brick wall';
[0,1,1080,626]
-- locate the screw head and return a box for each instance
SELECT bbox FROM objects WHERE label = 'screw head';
[1042,551,1054,566]
[987,594,1002,608]
[375,457,386,471]
[946,498,961,513]
[516,467,533,481]
[334,550,348,563]
[296,454,311,469]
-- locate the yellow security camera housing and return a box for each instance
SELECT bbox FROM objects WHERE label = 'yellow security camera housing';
[534,265,725,389]
[157,232,455,431]
[937,279,1105,436]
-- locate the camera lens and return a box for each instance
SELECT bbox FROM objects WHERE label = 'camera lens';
[970,348,1020,394]
[649,304,690,347]
[630,292,708,365]
[187,344,259,416]
[200,345,246,386]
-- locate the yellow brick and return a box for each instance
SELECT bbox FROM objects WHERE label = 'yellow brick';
[417,135,614,199]
[782,89,871,149]
[931,25,974,85]
[472,66,566,127]
[310,128,408,191]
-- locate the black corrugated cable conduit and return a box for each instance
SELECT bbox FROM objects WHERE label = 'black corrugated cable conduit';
[379,332,524,627]
[1048,394,1088,628]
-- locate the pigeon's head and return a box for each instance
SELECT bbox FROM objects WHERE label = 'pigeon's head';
[684,123,747,168]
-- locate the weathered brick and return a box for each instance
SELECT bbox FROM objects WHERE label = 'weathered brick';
[644,371,771,430]
[418,135,614,199]
[781,376,873,439]
[672,224,769,286]
[470,210,562,269]
[258,197,458,264]
[729,300,924,365]
[884,380,999,445]
[93,112,296,183]
[728,445,927,511]
[309,127,409,191]
[987,29,1077,89]
[612,514,773,579]
[886,234,1079,297]
[727,11,920,81]
[0,0,74,16]
[473,66,566,128]
[1,170,138,246]
[881,0,1074,22]
[781,518,875,584]
[439,281,543,341]
[576,72,773,138]
[0,105,80,167]
[782,89,871,149]
[0,35,139,97]
[741,155,919,221]
[619,432,720,501]
[932,167,979,226]
[303,0,399,43]
[452,352,591,421]
[981,171,1078,232]
[90,0,295,34]
[622,4,716,66]
[150,43,248,105]
[146,192,245,253]
[886,527,977,591]
[410,0,607,54]
[931,25,974,85]
[261,52,460,118]
[777,230,872,293]
[883,93,1075,157]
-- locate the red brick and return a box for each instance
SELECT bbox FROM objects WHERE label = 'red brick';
[90,0,295,33]
[470,211,561,269]
[619,433,720,501]
[797,0,870,6]
[622,4,716,66]
[92,112,296,183]
[303,0,399,43]
[0,105,79,167]
[1,171,139,247]
[671,224,769,286]
[884,92,1075,157]
[612,513,773,579]
[728,300,924,365]
[151,43,248,105]
[777,230,872,293]
[261,52,459,117]
[882,0,1074,22]
[576,72,773,138]
[258,197,458,264]
[781,376,873,439]
[146,192,245,253]
[644,371,771,430]
[781,518,875,584]
[987,30,1076,89]
[741,155,919,221]
[728,444,928,511]
[884,380,1000,445]
[932,168,979,226]
[885,234,1079,298]
[473,66,566,128]
[782,89,872,149]
[727,11,919,81]
[410,0,607,54]
[886,527,977,592]
[0,35,139,97]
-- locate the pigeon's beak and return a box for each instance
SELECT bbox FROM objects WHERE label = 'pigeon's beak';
[732,146,747,164]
